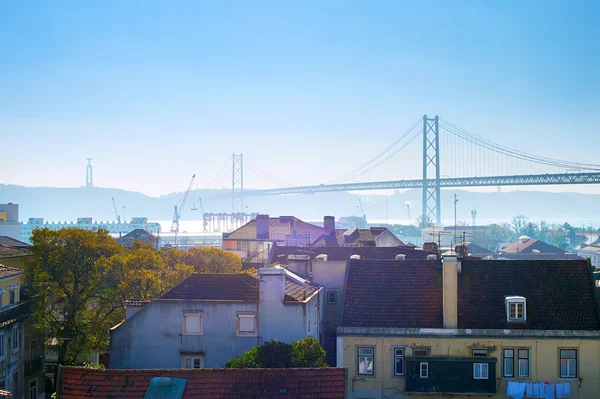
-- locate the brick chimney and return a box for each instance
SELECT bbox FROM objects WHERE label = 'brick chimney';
[454,244,468,259]
[323,216,335,235]
[423,242,439,254]
[256,214,270,239]
[442,253,459,329]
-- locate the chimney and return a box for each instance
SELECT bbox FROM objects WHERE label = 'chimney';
[454,244,468,259]
[442,253,459,329]
[259,266,286,302]
[395,254,406,261]
[423,242,439,254]
[324,216,335,235]
[256,214,269,239]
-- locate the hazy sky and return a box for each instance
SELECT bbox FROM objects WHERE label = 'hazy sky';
[1,0,598,196]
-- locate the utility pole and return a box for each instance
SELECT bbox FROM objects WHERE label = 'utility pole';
[454,194,458,246]
[471,209,477,245]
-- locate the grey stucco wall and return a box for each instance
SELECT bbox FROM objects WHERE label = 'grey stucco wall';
[110,300,259,369]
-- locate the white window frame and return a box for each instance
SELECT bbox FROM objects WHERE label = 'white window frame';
[559,349,577,378]
[518,349,530,377]
[327,290,338,305]
[473,363,489,380]
[183,356,204,369]
[420,362,429,378]
[393,347,405,376]
[503,349,514,377]
[357,347,374,375]
[505,296,526,322]
[503,348,530,378]
[29,378,37,399]
[12,325,18,353]
[236,313,256,336]
[182,312,203,335]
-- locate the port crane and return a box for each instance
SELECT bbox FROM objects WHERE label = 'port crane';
[112,198,121,223]
[171,174,196,245]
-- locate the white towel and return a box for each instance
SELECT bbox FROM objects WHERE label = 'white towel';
[563,383,571,397]
[507,381,526,399]
[556,383,564,398]
[526,382,534,398]
[533,382,540,398]
[546,382,555,399]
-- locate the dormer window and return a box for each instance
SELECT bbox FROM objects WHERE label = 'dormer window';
[505,296,526,322]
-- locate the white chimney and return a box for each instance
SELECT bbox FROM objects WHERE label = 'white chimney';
[442,254,459,329]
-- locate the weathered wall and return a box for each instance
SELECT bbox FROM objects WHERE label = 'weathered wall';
[110,300,258,369]
[338,335,600,399]
[312,260,347,332]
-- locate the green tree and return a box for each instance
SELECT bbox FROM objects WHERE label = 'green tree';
[176,247,242,273]
[27,228,124,370]
[291,337,327,367]
[226,338,327,368]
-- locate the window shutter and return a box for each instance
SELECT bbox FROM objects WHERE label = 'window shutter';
[185,315,201,333]
[239,315,255,332]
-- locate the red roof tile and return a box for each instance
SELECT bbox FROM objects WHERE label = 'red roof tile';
[272,245,432,263]
[311,228,404,247]
[160,274,259,301]
[225,217,323,240]
[342,259,443,328]
[59,366,347,399]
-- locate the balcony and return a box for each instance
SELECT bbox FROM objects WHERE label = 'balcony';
[406,357,497,395]
[25,356,44,375]
[0,301,32,325]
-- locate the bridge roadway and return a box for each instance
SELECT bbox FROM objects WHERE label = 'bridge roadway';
[241,172,600,197]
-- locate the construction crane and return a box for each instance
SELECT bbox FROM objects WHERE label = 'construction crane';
[171,175,196,245]
[358,198,366,225]
[112,198,121,223]
[199,198,207,232]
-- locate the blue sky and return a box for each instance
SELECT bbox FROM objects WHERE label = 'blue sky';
[1,0,598,196]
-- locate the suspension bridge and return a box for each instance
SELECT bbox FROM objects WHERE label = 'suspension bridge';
[205,115,600,224]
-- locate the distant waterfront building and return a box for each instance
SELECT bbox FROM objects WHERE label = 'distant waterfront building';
[20,217,161,244]
[577,246,600,268]
[0,204,21,242]
[116,229,161,250]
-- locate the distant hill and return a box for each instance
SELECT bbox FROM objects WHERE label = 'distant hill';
[1,183,598,226]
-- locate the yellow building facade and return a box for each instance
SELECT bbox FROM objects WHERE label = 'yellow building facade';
[338,330,600,398]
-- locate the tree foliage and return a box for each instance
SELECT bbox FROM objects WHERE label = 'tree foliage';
[226,338,327,368]
[163,246,242,273]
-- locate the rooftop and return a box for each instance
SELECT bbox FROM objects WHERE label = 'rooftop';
[0,236,30,249]
[271,245,432,263]
[501,238,566,254]
[0,264,24,280]
[0,245,31,259]
[311,227,404,247]
[224,216,323,241]
[342,258,600,331]
[160,270,320,303]
[58,366,347,399]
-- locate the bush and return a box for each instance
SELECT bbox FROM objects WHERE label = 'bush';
[226,337,326,368]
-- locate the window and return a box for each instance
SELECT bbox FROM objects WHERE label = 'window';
[182,312,202,335]
[0,332,4,360]
[29,378,37,399]
[237,313,256,335]
[504,348,529,377]
[518,349,530,377]
[560,349,577,378]
[13,371,18,395]
[12,326,18,352]
[30,341,37,361]
[9,290,15,306]
[505,296,526,322]
[327,291,338,305]
[411,348,429,356]
[393,347,405,376]
[357,347,374,375]
[473,363,489,379]
[420,362,429,378]
[184,357,204,369]
[472,349,488,357]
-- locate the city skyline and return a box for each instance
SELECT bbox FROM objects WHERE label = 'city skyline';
[1,0,598,196]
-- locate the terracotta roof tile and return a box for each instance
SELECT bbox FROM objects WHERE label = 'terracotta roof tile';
[160,274,259,301]
[0,264,24,280]
[225,217,323,240]
[272,245,432,263]
[59,366,347,399]
[458,259,600,330]
[501,239,565,254]
[342,259,443,328]
[311,228,404,247]
[0,244,31,259]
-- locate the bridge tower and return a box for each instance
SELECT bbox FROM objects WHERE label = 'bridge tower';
[232,153,244,213]
[85,158,93,188]
[422,115,441,225]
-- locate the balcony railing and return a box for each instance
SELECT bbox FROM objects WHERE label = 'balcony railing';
[0,300,31,325]
[25,356,44,375]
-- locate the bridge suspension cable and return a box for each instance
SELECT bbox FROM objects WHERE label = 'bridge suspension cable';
[439,118,600,171]
[244,156,293,187]
[328,118,423,184]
